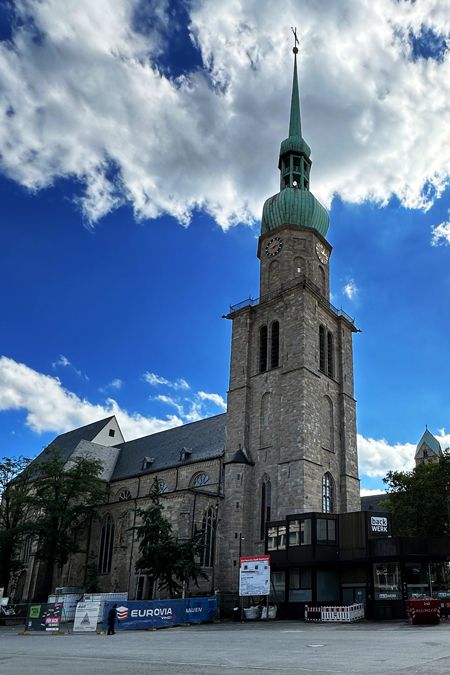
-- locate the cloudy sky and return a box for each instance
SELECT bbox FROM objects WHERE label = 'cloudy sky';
[0,0,449,495]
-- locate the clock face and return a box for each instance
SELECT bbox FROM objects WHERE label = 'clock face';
[315,242,329,265]
[265,236,283,258]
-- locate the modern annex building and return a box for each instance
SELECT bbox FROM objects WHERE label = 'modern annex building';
[17,47,362,607]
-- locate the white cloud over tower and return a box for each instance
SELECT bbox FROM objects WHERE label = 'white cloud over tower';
[0,0,448,229]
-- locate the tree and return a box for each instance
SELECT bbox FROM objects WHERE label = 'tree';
[30,448,106,599]
[134,479,207,597]
[383,452,450,537]
[0,456,33,594]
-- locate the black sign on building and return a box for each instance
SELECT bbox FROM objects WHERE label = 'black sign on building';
[367,512,392,538]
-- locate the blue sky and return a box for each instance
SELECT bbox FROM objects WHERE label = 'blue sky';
[0,0,449,494]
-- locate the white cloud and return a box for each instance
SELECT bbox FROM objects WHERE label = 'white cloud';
[358,429,450,480]
[0,0,448,229]
[431,217,450,246]
[357,434,416,478]
[99,378,123,393]
[52,354,88,380]
[154,389,227,423]
[342,280,358,301]
[0,355,182,441]
[144,372,170,387]
[154,394,185,417]
[52,355,71,369]
[360,488,387,497]
[143,371,190,391]
[198,391,227,410]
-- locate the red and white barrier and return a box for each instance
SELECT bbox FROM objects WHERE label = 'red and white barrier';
[305,603,365,623]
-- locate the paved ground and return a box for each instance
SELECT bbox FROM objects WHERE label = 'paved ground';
[1,620,450,674]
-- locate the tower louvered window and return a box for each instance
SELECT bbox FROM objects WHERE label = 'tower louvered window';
[271,321,280,368]
[259,325,268,372]
[319,325,326,373]
[98,516,114,574]
[260,477,272,540]
[327,331,334,378]
[319,325,335,379]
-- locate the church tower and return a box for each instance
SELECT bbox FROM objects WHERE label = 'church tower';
[218,44,360,595]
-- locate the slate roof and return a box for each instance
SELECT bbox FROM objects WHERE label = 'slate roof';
[415,428,442,458]
[361,493,389,512]
[29,416,114,470]
[111,413,226,481]
[225,447,254,465]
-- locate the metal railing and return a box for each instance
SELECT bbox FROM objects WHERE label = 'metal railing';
[229,275,355,325]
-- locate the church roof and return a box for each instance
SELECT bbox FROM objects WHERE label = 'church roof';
[360,493,389,512]
[225,446,254,465]
[415,428,442,459]
[261,188,329,238]
[29,416,115,471]
[111,413,226,480]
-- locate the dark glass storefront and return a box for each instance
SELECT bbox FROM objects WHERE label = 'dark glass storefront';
[266,511,450,620]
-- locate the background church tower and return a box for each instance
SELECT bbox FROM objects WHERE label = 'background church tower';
[218,41,360,596]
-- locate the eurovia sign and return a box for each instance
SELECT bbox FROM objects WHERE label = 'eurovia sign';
[102,597,217,631]
[367,512,391,538]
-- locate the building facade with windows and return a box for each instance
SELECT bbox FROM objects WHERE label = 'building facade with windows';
[15,48,361,606]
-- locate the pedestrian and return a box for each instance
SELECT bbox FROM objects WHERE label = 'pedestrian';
[107,603,117,635]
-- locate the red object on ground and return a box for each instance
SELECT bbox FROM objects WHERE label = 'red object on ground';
[406,599,440,625]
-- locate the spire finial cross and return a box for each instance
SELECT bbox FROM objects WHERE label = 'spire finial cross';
[291,26,299,55]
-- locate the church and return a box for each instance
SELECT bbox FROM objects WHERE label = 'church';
[16,45,362,608]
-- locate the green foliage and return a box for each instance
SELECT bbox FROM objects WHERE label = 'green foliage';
[31,448,107,571]
[85,551,101,593]
[383,452,450,536]
[134,478,207,597]
[0,456,33,591]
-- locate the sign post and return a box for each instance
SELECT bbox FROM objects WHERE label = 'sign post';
[239,555,271,619]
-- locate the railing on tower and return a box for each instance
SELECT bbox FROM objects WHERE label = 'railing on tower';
[228,274,354,325]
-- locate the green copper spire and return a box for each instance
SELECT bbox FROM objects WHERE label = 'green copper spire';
[261,35,329,237]
[289,50,301,138]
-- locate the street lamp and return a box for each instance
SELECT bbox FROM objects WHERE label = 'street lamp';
[238,533,245,621]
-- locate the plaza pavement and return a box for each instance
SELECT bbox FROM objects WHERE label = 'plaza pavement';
[1,620,450,674]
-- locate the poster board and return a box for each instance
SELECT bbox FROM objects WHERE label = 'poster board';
[102,597,217,631]
[73,601,101,632]
[239,555,270,597]
[26,603,63,632]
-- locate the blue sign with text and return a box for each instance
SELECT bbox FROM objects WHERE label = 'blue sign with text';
[102,597,218,631]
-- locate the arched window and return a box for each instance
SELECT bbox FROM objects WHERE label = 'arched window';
[293,256,305,276]
[158,481,169,494]
[98,515,114,574]
[259,325,268,372]
[118,489,132,501]
[271,321,280,369]
[260,476,272,539]
[268,260,281,289]
[319,266,326,296]
[260,392,271,447]
[21,535,33,564]
[200,506,217,567]
[192,473,211,488]
[322,473,334,513]
[319,325,326,373]
[319,326,335,378]
[327,331,334,378]
[322,396,334,452]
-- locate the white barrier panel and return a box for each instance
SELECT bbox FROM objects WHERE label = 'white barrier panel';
[73,602,101,632]
[305,604,364,623]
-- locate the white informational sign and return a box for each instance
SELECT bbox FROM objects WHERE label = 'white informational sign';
[73,601,101,632]
[239,555,270,597]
